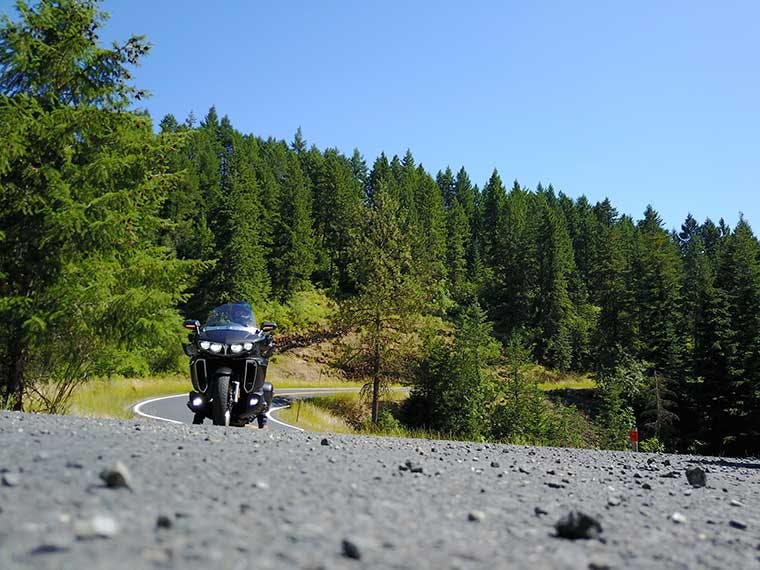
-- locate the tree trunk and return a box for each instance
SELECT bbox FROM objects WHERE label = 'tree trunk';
[371,310,381,424]
[7,338,27,411]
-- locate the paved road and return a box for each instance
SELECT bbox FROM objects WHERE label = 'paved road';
[1,412,759,569]
[133,387,363,430]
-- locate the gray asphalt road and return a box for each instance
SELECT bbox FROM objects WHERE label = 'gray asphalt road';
[133,387,363,430]
[1,411,759,569]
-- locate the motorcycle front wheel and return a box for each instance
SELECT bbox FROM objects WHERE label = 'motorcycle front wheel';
[212,374,231,427]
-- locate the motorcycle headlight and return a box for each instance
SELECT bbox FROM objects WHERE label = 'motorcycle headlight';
[230,344,243,354]
[243,342,254,351]
[209,343,223,353]
[199,341,211,350]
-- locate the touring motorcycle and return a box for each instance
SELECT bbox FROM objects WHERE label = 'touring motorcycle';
[182,302,276,427]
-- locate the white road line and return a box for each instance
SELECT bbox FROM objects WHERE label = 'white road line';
[132,390,335,431]
[132,394,185,424]
[266,405,304,432]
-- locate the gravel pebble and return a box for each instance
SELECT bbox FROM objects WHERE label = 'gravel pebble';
[554,511,602,540]
[99,462,131,490]
[342,538,362,560]
[685,466,707,488]
[74,515,120,539]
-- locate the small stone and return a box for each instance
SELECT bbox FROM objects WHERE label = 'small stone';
[342,538,361,560]
[729,520,748,530]
[588,558,612,570]
[685,467,707,488]
[99,462,132,490]
[30,542,70,555]
[404,460,423,473]
[661,471,681,478]
[554,511,602,540]
[546,480,565,489]
[534,506,549,517]
[642,482,652,490]
[253,480,270,489]
[1,472,19,487]
[490,461,500,468]
[671,512,687,524]
[730,499,744,507]
[75,515,120,539]
[607,496,621,507]
[156,515,172,529]
[468,510,485,522]
[321,438,331,446]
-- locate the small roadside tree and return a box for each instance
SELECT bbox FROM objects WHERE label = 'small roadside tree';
[338,185,423,423]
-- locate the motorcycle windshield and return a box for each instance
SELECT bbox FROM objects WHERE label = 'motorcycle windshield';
[204,302,257,330]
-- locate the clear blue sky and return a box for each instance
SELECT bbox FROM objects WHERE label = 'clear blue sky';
[3,0,758,230]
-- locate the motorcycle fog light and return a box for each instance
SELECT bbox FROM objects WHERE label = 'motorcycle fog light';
[199,341,211,350]
[192,396,203,408]
[230,344,243,354]
[243,342,254,351]
[209,343,223,353]
[249,396,259,407]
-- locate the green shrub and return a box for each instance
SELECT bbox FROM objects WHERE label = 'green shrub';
[639,437,665,453]
[261,289,334,333]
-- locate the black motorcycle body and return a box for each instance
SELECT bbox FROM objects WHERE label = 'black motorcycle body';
[182,302,276,427]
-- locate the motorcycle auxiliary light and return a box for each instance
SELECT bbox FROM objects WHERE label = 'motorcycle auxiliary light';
[199,341,210,350]
[243,342,254,351]
[191,396,204,408]
[230,344,243,354]
[208,343,223,353]
[249,396,259,407]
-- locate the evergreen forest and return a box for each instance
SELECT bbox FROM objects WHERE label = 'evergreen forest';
[1,0,759,456]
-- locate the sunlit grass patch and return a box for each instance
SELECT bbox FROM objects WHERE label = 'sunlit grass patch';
[276,399,356,433]
[68,375,190,419]
[524,365,597,391]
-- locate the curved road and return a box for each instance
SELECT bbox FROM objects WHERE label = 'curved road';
[133,387,362,431]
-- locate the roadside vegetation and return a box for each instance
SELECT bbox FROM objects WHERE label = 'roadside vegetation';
[2,0,760,456]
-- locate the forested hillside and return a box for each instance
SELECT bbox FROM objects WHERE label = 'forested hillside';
[1,0,759,456]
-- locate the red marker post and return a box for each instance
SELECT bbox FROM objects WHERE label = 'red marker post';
[629,426,639,452]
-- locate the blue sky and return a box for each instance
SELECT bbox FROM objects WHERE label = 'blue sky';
[3,0,758,230]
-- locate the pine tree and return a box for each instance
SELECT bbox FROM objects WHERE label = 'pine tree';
[271,153,315,297]
[534,204,576,371]
[317,149,363,292]
[210,134,271,306]
[446,200,470,298]
[340,185,423,423]
[419,303,499,439]
[0,0,199,408]
[414,168,448,310]
[634,206,686,377]
[436,167,455,209]
[716,218,760,451]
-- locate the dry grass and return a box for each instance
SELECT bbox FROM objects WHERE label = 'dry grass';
[67,375,190,419]
[524,365,597,391]
[276,399,356,434]
[67,347,365,419]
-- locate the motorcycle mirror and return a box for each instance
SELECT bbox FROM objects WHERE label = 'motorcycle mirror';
[261,321,277,333]
[183,319,201,331]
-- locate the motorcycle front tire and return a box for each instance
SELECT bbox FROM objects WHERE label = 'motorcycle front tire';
[212,375,231,426]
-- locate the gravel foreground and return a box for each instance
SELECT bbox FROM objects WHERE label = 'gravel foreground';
[1,412,759,569]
